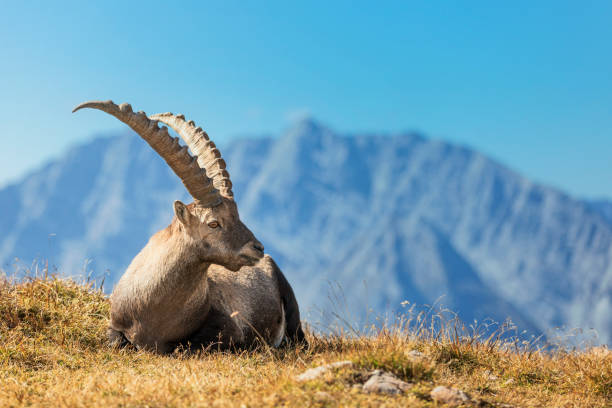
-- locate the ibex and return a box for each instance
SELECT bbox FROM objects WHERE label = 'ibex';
[73,100,305,353]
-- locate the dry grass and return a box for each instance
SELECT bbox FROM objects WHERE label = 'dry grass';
[0,275,610,407]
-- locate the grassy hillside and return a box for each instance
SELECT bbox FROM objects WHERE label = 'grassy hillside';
[0,275,609,407]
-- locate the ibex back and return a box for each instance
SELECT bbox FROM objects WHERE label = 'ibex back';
[73,101,305,353]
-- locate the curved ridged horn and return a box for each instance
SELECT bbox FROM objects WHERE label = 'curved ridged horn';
[149,112,234,199]
[73,100,222,207]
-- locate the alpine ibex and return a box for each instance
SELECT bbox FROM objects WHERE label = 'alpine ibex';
[73,100,305,353]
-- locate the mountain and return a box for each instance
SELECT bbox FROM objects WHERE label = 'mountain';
[1,119,611,344]
[589,200,612,226]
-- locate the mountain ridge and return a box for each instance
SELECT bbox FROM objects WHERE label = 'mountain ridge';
[1,120,610,344]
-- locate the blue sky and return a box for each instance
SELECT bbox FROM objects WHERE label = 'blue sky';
[1,1,611,199]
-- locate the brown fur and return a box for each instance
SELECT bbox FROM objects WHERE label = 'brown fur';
[109,198,305,353]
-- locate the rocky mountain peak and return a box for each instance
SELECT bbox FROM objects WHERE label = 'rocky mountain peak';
[1,123,610,344]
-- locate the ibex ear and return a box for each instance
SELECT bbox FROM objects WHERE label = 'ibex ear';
[173,200,191,226]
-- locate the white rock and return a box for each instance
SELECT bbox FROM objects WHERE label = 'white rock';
[362,370,412,395]
[430,385,470,406]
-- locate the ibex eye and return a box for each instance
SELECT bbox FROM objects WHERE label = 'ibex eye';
[208,221,219,229]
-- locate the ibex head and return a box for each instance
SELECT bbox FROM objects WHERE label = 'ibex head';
[73,101,263,271]
[172,198,263,271]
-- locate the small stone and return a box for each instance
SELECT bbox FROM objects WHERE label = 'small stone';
[296,360,353,382]
[362,370,412,395]
[503,378,515,386]
[314,391,332,401]
[483,370,498,381]
[430,385,470,406]
[406,349,425,358]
